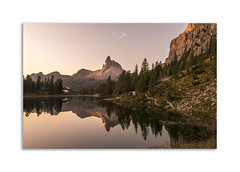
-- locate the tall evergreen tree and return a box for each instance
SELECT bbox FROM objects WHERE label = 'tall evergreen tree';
[141,58,149,73]
[36,75,41,92]
[49,75,54,94]
[186,48,193,69]
[105,75,113,96]
[167,63,172,76]
[125,71,131,92]
[44,77,47,90]
[153,62,160,85]
[131,65,138,91]
[41,80,44,90]
[158,61,163,80]
[31,81,36,92]
[136,58,150,92]
[54,79,63,94]
[172,54,178,74]
[24,75,33,92]
[163,63,168,77]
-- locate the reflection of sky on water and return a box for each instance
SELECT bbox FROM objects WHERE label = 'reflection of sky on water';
[23,111,171,148]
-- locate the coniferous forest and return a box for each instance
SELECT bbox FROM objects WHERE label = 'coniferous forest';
[23,75,63,95]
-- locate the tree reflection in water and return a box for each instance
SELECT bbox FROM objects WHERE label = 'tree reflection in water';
[23,97,216,145]
[24,97,63,116]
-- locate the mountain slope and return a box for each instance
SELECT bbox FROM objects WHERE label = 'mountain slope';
[153,23,217,118]
[165,23,216,64]
[109,23,217,120]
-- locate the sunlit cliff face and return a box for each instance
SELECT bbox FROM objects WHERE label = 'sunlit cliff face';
[184,23,195,33]
[165,23,217,64]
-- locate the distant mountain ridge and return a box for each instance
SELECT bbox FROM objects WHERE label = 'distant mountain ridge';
[29,56,123,91]
[29,71,71,82]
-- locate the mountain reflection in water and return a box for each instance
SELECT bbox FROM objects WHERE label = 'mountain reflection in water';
[23,97,215,148]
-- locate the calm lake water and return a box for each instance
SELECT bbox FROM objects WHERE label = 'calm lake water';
[23,97,215,148]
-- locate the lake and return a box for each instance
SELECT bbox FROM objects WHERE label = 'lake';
[23,97,215,148]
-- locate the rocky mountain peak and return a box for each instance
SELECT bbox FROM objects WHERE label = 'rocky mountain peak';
[165,23,217,64]
[102,56,122,73]
[105,56,111,63]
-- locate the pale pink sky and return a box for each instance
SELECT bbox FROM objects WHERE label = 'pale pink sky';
[23,23,187,76]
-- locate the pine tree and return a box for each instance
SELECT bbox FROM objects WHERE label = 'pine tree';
[114,70,131,95]
[114,71,125,95]
[36,75,41,92]
[43,78,46,90]
[152,63,155,70]
[45,77,49,91]
[54,79,63,94]
[24,75,33,92]
[186,48,193,69]
[105,75,113,96]
[131,65,138,91]
[31,81,36,92]
[137,70,147,93]
[153,63,160,85]
[163,63,168,77]
[158,61,163,80]
[125,71,131,92]
[49,75,54,94]
[172,54,178,74]
[149,75,154,95]
[167,64,172,76]
[141,58,149,73]
[41,80,44,90]
[137,58,150,92]
[58,79,63,93]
